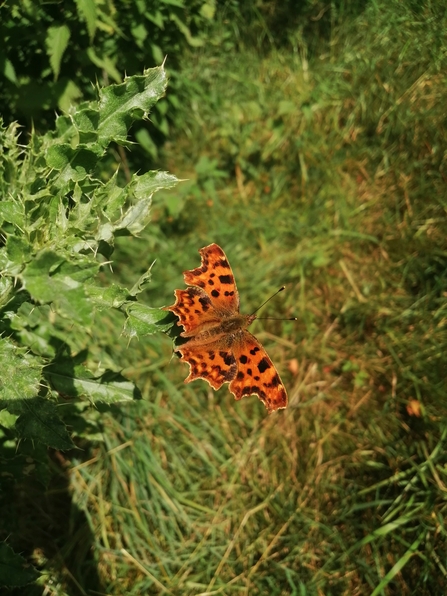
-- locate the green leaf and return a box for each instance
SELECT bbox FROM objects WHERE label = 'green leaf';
[5,236,32,270]
[97,66,168,147]
[45,25,71,80]
[134,127,158,159]
[72,106,100,138]
[123,304,173,338]
[75,0,97,40]
[14,399,74,450]
[0,338,42,401]
[161,0,184,7]
[0,199,25,227]
[170,14,204,47]
[0,409,19,429]
[86,47,122,83]
[87,283,130,310]
[131,23,148,49]
[0,276,13,307]
[129,266,154,297]
[151,43,164,64]
[94,171,178,239]
[22,250,97,325]
[116,197,152,236]
[133,169,179,198]
[57,79,83,113]
[0,542,39,587]
[146,10,165,29]
[46,358,141,404]
[90,170,123,212]
[1,57,17,83]
[46,144,100,182]
[7,302,74,359]
[113,169,179,235]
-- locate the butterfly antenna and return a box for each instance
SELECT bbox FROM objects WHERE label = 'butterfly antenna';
[258,316,298,321]
[249,286,297,320]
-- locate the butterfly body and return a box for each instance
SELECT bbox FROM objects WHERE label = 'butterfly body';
[165,244,288,413]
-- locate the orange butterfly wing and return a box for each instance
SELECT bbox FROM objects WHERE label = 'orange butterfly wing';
[164,244,288,413]
[230,331,288,413]
[175,342,237,391]
[182,243,240,313]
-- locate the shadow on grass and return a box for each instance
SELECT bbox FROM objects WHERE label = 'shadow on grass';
[0,440,104,595]
[0,340,138,594]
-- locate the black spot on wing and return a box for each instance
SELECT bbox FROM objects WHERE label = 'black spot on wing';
[218,274,233,284]
[211,289,220,298]
[199,296,211,311]
[220,351,236,367]
[257,357,271,373]
[269,374,281,387]
[214,258,230,269]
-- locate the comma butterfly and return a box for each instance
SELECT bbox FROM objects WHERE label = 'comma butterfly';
[164,243,289,413]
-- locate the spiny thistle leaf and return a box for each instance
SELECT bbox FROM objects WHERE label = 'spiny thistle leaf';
[0,66,177,451]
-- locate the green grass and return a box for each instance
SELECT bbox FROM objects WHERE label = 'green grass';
[14,1,447,594]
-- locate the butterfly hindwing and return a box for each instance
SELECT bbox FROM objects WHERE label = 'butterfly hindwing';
[229,331,288,413]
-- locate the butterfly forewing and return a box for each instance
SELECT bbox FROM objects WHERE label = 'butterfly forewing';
[182,244,240,314]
